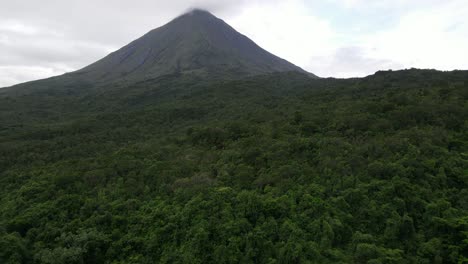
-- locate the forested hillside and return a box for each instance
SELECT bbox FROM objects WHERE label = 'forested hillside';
[0,69,467,263]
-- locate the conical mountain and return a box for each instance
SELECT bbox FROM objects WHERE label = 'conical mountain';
[76,9,315,82]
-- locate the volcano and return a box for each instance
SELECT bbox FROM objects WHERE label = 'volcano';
[74,9,315,83]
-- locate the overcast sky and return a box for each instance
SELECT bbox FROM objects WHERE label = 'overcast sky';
[1,0,467,87]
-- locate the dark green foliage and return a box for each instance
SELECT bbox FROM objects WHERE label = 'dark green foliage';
[0,69,467,263]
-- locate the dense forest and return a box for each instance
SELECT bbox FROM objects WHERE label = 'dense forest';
[0,69,467,263]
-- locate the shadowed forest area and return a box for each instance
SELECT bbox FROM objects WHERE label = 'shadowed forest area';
[0,69,467,263]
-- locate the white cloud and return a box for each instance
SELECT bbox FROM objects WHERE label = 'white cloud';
[328,0,444,10]
[0,21,41,35]
[304,0,468,77]
[0,65,71,87]
[0,20,116,87]
[364,0,468,71]
[309,47,403,78]
[227,0,337,69]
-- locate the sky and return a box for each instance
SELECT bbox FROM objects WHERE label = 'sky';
[0,0,467,87]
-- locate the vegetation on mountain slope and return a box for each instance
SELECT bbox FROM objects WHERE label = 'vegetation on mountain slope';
[0,69,467,263]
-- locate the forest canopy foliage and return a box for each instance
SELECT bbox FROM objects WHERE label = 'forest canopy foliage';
[0,69,467,263]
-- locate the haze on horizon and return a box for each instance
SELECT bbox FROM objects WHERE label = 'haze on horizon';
[1,0,467,87]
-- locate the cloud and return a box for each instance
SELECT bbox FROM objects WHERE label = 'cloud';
[364,0,468,71]
[227,0,337,68]
[0,65,71,87]
[328,0,445,10]
[307,0,468,77]
[308,47,403,78]
[0,20,116,87]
